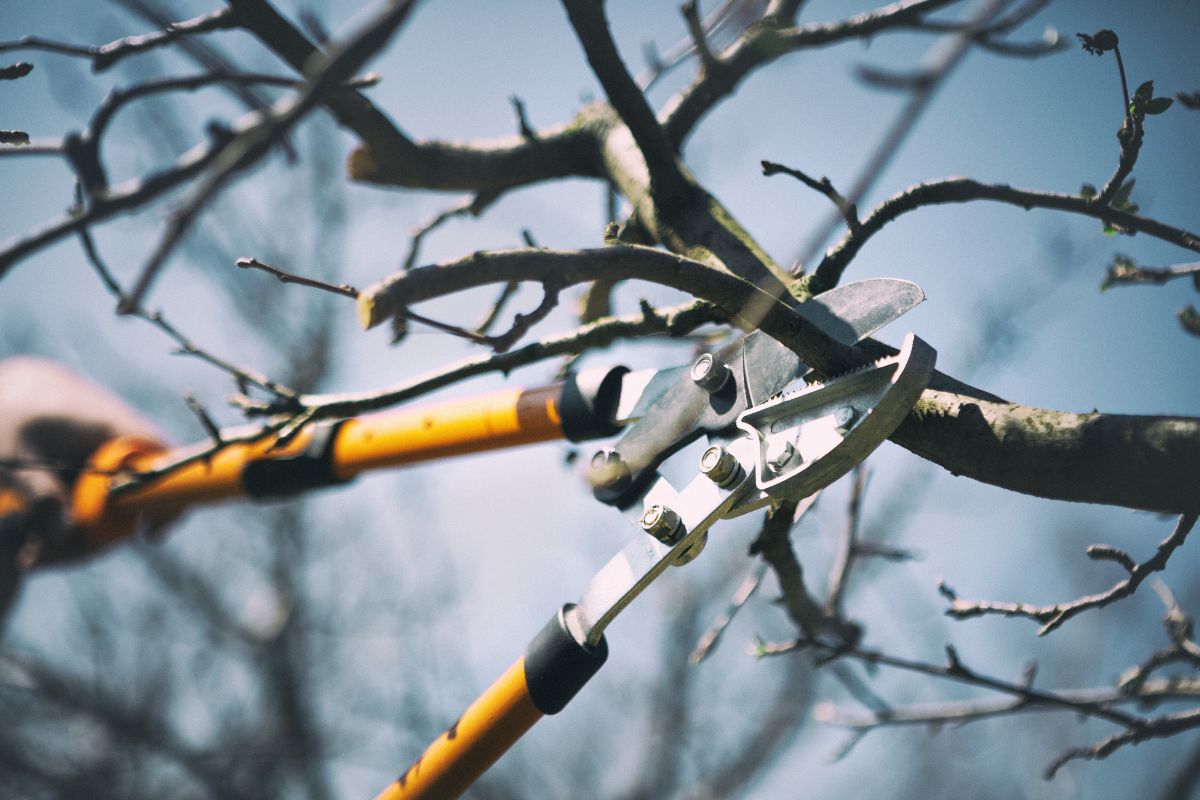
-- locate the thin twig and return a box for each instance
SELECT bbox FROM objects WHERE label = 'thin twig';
[825,466,868,615]
[235,257,359,299]
[762,160,860,234]
[401,192,500,272]
[793,0,1012,275]
[0,7,240,72]
[118,0,420,311]
[940,513,1199,635]
[234,299,722,418]
[76,221,298,403]
[183,394,224,447]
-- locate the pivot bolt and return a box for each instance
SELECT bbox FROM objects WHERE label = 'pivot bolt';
[590,447,631,493]
[764,438,798,473]
[834,405,857,433]
[690,353,731,394]
[699,445,741,487]
[640,504,683,545]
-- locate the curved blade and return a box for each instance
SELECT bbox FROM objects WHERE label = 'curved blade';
[592,278,925,508]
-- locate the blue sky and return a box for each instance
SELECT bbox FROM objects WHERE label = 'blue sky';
[2,1,1199,797]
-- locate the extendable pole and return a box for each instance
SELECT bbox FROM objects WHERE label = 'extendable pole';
[66,377,625,549]
[374,606,607,800]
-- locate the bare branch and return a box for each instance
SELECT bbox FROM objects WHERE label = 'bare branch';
[236,299,723,419]
[815,678,1200,730]
[825,466,868,616]
[690,563,767,665]
[940,513,1198,634]
[1102,257,1200,290]
[118,0,421,311]
[402,192,500,272]
[680,0,718,74]
[235,257,359,299]
[814,177,1200,291]
[562,0,691,204]
[77,222,298,404]
[1045,708,1200,779]
[0,6,239,72]
[762,160,860,235]
[757,638,1143,729]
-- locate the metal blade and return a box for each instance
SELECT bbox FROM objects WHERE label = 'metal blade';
[613,278,924,424]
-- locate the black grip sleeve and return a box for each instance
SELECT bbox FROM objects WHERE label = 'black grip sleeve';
[242,420,353,499]
[559,367,629,442]
[524,604,608,715]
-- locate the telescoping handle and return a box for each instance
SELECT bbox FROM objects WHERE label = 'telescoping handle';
[67,368,631,553]
[374,605,607,800]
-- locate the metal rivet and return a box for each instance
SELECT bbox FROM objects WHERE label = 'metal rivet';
[640,504,683,544]
[834,405,857,432]
[699,445,740,487]
[690,353,731,393]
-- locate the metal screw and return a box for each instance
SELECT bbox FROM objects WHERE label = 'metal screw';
[640,504,683,544]
[764,438,797,473]
[834,405,857,433]
[699,445,740,487]
[590,447,631,493]
[690,353,731,394]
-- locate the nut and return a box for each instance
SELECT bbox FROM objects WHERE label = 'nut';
[699,445,740,486]
[690,353,731,393]
[640,504,683,544]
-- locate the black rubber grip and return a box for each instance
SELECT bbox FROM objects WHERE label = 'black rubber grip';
[242,420,353,499]
[559,367,629,442]
[524,605,608,715]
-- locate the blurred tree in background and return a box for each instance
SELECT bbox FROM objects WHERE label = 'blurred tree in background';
[0,1,1198,797]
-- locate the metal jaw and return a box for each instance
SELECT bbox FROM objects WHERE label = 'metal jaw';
[566,333,936,648]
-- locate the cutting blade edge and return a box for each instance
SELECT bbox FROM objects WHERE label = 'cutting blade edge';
[611,278,924,425]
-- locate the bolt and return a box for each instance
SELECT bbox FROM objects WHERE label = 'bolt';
[590,447,631,493]
[699,445,740,487]
[640,504,683,544]
[764,438,797,473]
[690,353,731,393]
[834,405,857,433]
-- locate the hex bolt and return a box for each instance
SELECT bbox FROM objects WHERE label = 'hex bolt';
[690,353,731,394]
[640,504,683,544]
[764,438,797,473]
[699,445,741,487]
[590,447,631,493]
[834,405,857,433]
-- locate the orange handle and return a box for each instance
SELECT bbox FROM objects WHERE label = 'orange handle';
[67,384,566,550]
[374,606,608,800]
[375,659,543,800]
[333,383,563,478]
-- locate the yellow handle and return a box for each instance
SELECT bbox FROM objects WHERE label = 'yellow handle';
[375,659,543,800]
[67,384,566,550]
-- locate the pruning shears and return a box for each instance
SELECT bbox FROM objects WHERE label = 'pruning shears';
[369,283,936,799]
[6,277,934,799]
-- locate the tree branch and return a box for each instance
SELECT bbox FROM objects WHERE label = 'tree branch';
[814,177,1200,291]
[0,6,239,72]
[940,514,1198,634]
[561,0,691,204]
